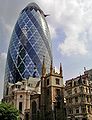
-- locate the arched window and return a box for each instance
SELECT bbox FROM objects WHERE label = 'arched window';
[32,101,37,120]
[19,102,22,112]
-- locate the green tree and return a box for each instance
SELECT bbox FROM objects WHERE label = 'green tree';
[0,102,19,120]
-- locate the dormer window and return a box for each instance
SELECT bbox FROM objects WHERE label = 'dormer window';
[56,78,60,85]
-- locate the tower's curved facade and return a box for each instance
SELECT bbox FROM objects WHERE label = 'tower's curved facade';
[4,3,52,91]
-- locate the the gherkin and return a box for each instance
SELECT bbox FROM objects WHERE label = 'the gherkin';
[4,3,52,94]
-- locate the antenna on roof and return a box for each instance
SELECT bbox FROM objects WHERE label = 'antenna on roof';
[44,14,50,17]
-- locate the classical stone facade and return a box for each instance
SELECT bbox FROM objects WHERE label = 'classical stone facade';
[3,61,66,120]
[65,72,92,120]
[3,77,41,120]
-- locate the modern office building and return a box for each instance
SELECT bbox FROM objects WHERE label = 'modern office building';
[4,3,52,95]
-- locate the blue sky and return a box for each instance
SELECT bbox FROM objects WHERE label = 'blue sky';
[0,0,92,99]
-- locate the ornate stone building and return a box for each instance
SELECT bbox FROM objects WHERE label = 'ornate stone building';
[65,72,92,120]
[3,77,41,120]
[3,60,66,120]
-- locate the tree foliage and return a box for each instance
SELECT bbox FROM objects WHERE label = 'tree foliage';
[0,102,19,120]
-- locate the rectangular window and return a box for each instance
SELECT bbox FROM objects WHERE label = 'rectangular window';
[76,108,79,113]
[56,78,60,85]
[88,106,90,113]
[69,98,72,103]
[56,89,60,96]
[75,97,78,103]
[47,79,49,85]
[81,106,86,113]
[68,108,73,114]
[19,102,22,112]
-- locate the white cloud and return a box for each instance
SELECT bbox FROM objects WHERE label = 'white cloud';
[59,37,87,56]
[55,0,92,56]
[37,0,92,55]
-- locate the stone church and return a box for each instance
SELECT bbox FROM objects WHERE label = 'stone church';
[3,59,66,120]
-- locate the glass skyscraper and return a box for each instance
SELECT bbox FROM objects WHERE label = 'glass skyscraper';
[4,2,52,92]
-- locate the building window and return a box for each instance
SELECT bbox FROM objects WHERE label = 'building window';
[80,87,83,92]
[86,88,88,93]
[74,81,76,86]
[20,95,22,98]
[69,98,72,103]
[76,107,79,113]
[28,83,30,86]
[89,88,91,93]
[75,97,78,103]
[47,79,49,85]
[87,96,90,102]
[19,102,22,112]
[56,78,60,85]
[56,89,60,96]
[74,88,77,93]
[88,106,90,113]
[22,82,25,85]
[68,108,73,114]
[83,80,86,84]
[81,106,86,113]
[6,87,9,95]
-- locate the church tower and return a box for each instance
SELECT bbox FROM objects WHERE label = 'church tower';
[41,61,65,120]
